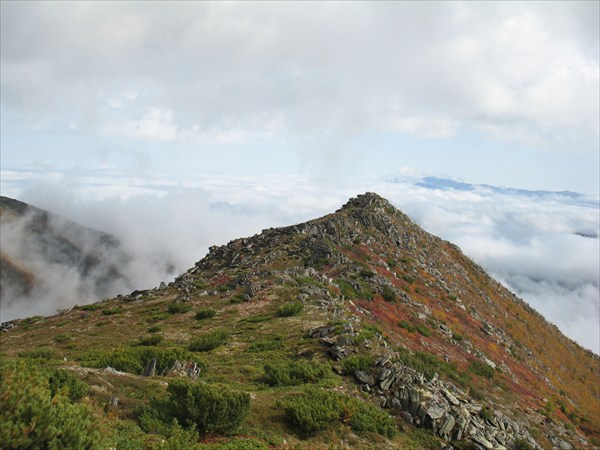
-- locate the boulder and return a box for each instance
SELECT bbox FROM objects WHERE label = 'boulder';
[354,370,375,386]
[143,358,157,377]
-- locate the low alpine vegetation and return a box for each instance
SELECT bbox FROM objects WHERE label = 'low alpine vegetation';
[276,301,304,317]
[277,386,396,438]
[188,330,230,352]
[0,360,101,449]
[263,360,333,386]
[139,379,251,435]
[167,302,192,314]
[195,307,217,320]
[80,347,205,375]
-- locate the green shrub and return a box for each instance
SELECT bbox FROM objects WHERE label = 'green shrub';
[398,348,468,386]
[359,268,375,278]
[166,379,250,433]
[239,314,272,324]
[246,338,283,353]
[381,285,396,302]
[415,323,432,337]
[102,307,123,315]
[81,347,206,375]
[336,278,365,300]
[404,427,441,449]
[198,437,269,449]
[452,440,479,450]
[469,361,495,379]
[168,302,192,314]
[54,332,73,343]
[147,312,170,323]
[48,368,89,402]
[469,386,485,401]
[513,439,534,450]
[80,303,103,311]
[148,326,161,333]
[158,420,200,449]
[346,398,397,438]
[20,315,43,325]
[189,330,230,352]
[136,334,164,346]
[263,360,332,386]
[398,320,416,332]
[340,355,375,375]
[0,360,102,449]
[402,275,415,284]
[106,422,147,450]
[193,280,209,290]
[356,324,382,341]
[18,347,60,360]
[480,406,493,421]
[195,308,217,320]
[277,387,343,434]
[277,387,395,437]
[276,301,304,317]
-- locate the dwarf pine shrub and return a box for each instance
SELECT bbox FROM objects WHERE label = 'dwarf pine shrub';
[381,285,396,302]
[263,360,332,386]
[189,330,230,352]
[276,301,304,317]
[166,380,250,433]
[277,386,396,437]
[340,354,375,375]
[0,360,101,449]
[195,308,217,320]
[168,302,192,314]
[81,347,206,375]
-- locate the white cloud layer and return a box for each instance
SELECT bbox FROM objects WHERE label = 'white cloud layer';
[2,2,598,151]
[2,170,598,354]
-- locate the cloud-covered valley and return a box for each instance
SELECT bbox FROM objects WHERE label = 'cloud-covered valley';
[1,170,597,354]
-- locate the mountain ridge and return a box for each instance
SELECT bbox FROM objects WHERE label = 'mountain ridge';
[1,192,598,449]
[0,195,131,321]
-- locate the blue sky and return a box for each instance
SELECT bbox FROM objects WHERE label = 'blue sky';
[1,2,599,352]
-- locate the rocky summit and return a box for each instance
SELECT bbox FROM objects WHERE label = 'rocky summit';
[1,193,598,449]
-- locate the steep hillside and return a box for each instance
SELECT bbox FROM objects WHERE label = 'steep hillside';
[1,193,598,449]
[0,196,131,320]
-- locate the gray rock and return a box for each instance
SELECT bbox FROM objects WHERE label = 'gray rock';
[143,358,157,377]
[442,388,460,406]
[559,440,572,450]
[439,414,456,440]
[408,387,420,415]
[390,397,402,410]
[335,334,354,347]
[399,411,414,424]
[355,370,375,386]
[453,412,470,441]
[427,404,446,421]
[328,346,351,361]
[309,325,336,338]
[471,432,495,449]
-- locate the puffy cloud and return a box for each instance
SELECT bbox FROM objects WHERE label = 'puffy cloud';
[1,2,597,149]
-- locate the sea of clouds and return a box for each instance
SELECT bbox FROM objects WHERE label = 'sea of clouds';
[1,168,598,354]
